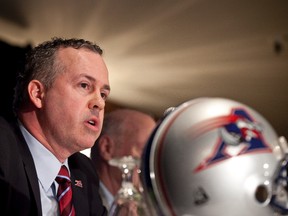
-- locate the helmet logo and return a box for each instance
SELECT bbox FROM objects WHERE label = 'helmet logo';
[194,108,272,172]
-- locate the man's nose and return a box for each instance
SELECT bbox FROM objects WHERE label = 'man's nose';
[88,94,105,110]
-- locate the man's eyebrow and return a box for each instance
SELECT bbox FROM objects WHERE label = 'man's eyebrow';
[103,84,111,92]
[80,74,111,91]
[79,74,95,82]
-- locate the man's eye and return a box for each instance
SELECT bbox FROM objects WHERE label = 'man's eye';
[80,83,89,89]
[101,93,108,100]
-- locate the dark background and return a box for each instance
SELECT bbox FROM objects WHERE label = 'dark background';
[0,40,31,121]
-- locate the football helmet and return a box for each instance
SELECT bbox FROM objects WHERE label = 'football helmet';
[141,97,288,216]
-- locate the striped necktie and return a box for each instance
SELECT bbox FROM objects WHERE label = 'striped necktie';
[55,165,76,216]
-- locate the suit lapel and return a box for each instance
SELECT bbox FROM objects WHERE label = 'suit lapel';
[23,159,42,215]
[14,124,42,216]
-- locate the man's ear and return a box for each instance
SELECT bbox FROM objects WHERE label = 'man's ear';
[98,135,115,161]
[28,80,45,108]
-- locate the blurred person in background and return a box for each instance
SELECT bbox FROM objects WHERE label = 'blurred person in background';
[90,109,156,210]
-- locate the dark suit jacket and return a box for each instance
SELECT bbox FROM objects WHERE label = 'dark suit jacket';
[0,116,107,216]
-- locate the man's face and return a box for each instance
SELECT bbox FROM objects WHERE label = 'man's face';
[40,47,110,156]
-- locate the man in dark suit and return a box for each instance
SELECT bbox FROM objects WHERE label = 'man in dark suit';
[0,37,110,216]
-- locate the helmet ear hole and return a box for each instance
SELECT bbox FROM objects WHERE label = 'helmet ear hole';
[255,185,269,203]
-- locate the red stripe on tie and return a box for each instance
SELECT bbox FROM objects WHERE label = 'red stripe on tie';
[55,165,75,216]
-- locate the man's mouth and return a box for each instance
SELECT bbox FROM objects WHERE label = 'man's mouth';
[88,120,96,126]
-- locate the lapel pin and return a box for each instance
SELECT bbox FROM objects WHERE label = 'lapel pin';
[75,180,83,188]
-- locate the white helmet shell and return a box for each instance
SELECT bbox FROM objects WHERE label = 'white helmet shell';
[141,97,288,216]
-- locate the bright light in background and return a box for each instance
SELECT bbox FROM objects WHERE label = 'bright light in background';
[81,148,91,158]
